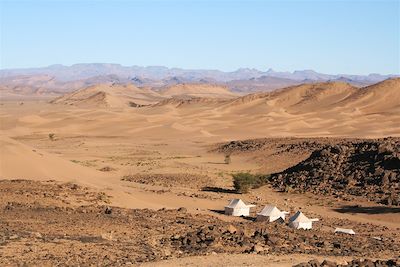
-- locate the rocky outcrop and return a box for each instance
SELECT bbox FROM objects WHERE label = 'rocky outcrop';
[270,138,400,205]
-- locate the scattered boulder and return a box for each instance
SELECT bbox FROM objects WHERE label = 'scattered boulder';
[104,206,112,214]
[177,207,187,213]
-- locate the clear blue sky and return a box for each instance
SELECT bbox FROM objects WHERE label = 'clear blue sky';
[0,0,399,74]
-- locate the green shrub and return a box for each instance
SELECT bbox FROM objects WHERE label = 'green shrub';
[232,172,265,193]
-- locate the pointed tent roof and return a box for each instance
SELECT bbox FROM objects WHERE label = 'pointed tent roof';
[257,205,282,217]
[289,211,312,223]
[225,199,254,208]
[334,228,355,235]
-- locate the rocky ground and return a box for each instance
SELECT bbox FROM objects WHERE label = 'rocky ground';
[268,138,400,205]
[216,137,363,154]
[294,258,400,267]
[217,137,400,205]
[122,173,215,189]
[0,180,399,266]
[215,137,369,175]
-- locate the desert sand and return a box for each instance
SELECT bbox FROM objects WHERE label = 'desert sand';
[0,79,399,266]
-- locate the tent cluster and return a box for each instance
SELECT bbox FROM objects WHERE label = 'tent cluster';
[224,199,319,230]
[224,199,356,233]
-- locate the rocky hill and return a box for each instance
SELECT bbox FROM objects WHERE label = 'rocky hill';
[269,138,400,205]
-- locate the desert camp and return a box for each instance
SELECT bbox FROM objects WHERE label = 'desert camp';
[1,0,399,266]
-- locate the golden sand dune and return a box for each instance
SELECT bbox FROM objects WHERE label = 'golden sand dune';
[149,79,400,138]
[226,82,356,110]
[271,82,358,112]
[2,79,398,143]
[219,79,399,115]
[336,78,400,113]
[50,83,165,108]
[50,83,238,109]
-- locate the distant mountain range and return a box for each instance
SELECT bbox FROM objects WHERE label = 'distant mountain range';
[0,63,398,96]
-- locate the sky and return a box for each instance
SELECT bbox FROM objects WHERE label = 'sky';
[0,0,399,75]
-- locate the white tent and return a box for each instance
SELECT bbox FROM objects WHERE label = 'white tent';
[334,228,355,235]
[288,211,319,230]
[224,199,255,216]
[256,205,288,223]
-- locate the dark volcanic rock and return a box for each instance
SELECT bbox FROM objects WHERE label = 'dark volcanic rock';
[270,138,400,205]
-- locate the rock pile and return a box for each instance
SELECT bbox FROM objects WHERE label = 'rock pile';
[217,137,360,154]
[270,139,400,205]
[219,139,267,152]
[167,222,399,257]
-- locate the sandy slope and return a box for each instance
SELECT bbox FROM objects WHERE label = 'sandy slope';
[51,83,165,107]
[0,133,233,212]
[161,83,238,98]
[336,78,400,113]
[0,135,106,183]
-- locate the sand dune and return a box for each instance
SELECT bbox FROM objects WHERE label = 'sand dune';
[51,83,165,108]
[50,83,238,109]
[225,81,357,111]
[1,79,395,140]
[336,78,400,113]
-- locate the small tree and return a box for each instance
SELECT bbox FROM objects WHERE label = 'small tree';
[48,133,55,141]
[224,154,231,164]
[232,172,264,193]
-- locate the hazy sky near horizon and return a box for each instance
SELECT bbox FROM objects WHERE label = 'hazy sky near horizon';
[0,0,399,74]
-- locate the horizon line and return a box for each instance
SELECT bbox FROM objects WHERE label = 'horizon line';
[1,63,399,77]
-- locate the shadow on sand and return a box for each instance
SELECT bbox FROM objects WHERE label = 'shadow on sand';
[333,205,400,214]
[209,209,255,221]
[201,186,238,194]
[206,162,228,165]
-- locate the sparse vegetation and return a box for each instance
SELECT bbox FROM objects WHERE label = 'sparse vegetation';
[232,172,266,193]
[48,133,55,141]
[70,159,98,167]
[96,192,111,204]
[99,166,115,172]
